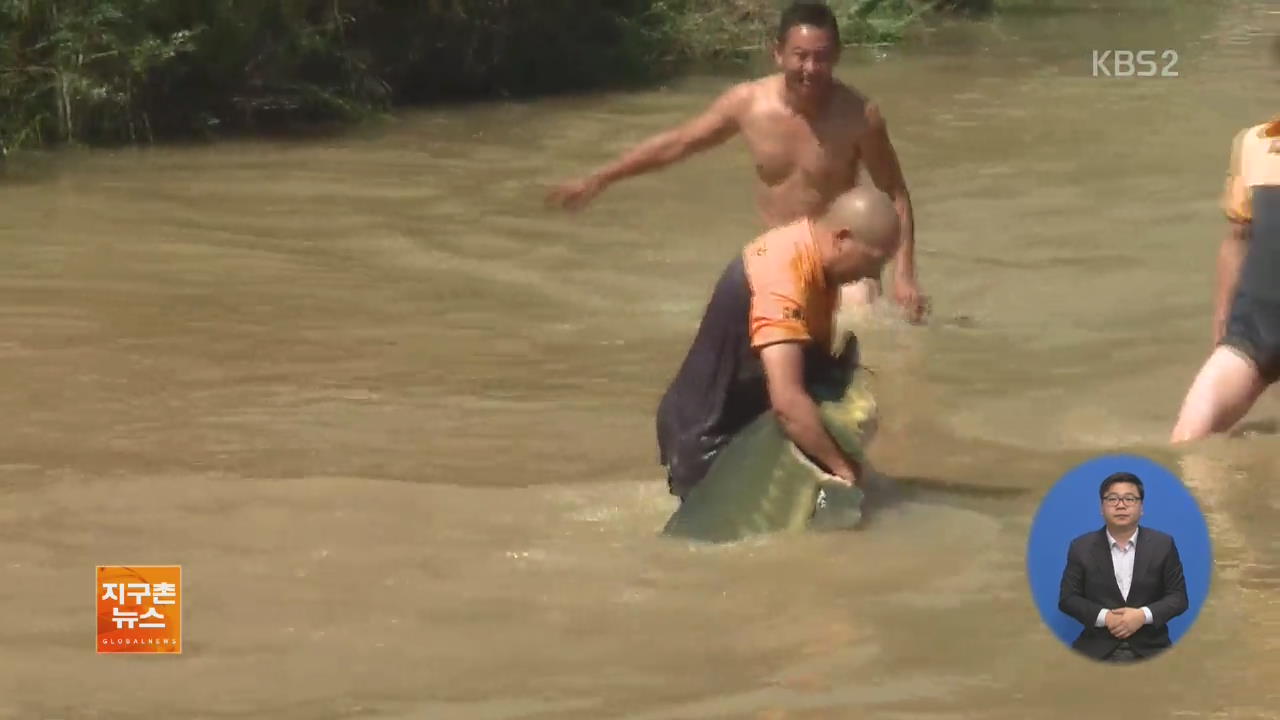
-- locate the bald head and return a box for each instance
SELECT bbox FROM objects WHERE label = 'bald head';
[815,186,900,251]
[812,187,901,284]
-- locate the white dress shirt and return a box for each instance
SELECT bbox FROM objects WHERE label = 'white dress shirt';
[1094,527,1155,628]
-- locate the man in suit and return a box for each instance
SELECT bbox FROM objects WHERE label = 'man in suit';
[1058,472,1189,662]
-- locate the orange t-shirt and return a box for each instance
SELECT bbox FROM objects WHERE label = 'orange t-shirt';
[1221,114,1280,223]
[742,218,836,352]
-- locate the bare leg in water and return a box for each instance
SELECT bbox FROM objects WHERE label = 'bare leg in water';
[1170,347,1269,443]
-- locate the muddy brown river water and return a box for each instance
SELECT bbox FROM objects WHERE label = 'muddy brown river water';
[2,0,1279,717]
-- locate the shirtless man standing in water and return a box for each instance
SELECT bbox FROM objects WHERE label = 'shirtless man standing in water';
[546,1,927,320]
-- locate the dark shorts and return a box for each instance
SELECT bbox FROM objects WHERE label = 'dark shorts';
[656,255,840,500]
[1224,186,1280,384]
[1221,291,1280,385]
[656,256,767,499]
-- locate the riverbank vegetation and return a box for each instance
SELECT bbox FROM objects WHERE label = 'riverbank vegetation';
[0,0,995,151]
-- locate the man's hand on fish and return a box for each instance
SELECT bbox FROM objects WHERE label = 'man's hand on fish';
[825,459,861,488]
[761,342,864,486]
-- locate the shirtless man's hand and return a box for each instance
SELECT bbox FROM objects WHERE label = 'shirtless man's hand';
[894,279,929,322]
[545,175,606,212]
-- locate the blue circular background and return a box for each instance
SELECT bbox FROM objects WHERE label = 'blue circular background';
[1026,454,1213,649]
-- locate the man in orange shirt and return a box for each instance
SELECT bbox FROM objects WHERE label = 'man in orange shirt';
[1171,114,1280,442]
[657,186,900,498]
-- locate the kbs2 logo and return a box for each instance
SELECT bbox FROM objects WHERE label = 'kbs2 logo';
[96,565,182,654]
[1092,50,1180,77]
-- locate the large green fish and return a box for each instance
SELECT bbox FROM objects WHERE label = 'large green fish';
[662,335,878,543]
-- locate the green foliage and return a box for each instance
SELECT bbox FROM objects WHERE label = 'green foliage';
[0,0,994,150]
[1,0,388,148]
[645,0,946,67]
[349,0,681,101]
[2,0,199,146]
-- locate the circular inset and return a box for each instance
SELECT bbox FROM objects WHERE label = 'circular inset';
[1026,454,1212,663]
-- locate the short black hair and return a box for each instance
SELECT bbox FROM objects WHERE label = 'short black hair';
[1099,472,1144,500]
[777,2,841,46]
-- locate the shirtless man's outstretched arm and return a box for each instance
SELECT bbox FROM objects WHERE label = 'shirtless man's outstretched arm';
[545,84,751,211]
[858,102,924,319]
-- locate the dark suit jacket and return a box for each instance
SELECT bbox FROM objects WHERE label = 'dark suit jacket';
[1057,526,1189,660]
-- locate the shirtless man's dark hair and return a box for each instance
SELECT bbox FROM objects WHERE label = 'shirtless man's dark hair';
[777,2,841,46]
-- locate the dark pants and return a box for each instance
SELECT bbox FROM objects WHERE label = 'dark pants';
[1222,290,1280,384]
[1222,185,1280,383]
[656,256,836,499]
[1103,642,1141,663]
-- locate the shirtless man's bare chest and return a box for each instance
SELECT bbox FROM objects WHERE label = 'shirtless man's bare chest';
[738,76,870,227]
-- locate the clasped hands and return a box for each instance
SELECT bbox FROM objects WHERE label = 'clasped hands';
[1104,607,1146,639]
